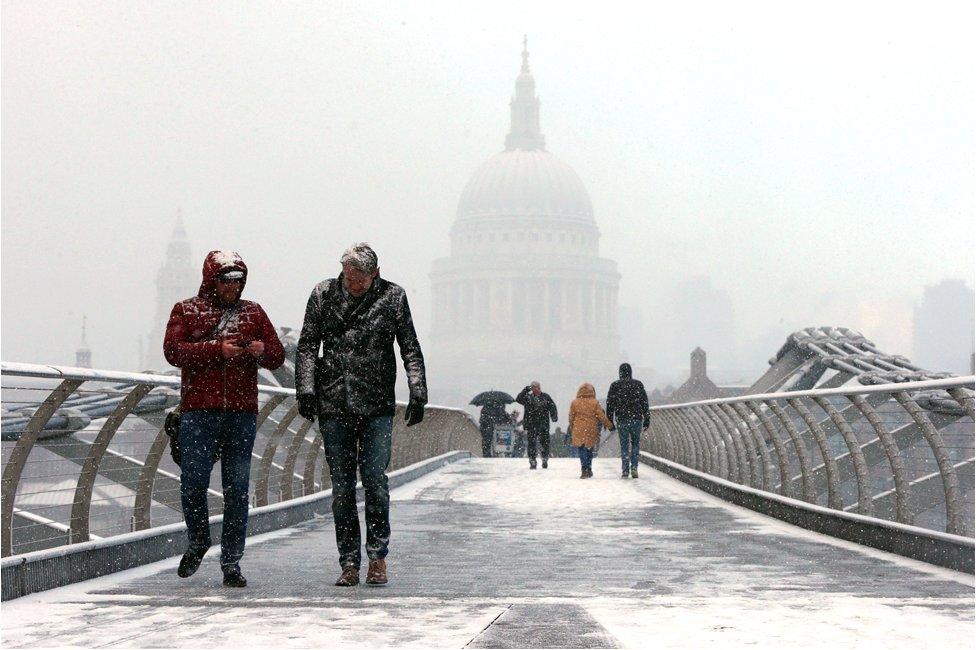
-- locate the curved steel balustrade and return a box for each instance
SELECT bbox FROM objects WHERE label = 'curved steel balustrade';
[0,362,481,557]
[645,376,976,538]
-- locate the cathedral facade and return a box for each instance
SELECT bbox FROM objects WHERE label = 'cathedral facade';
[428,42,621,413]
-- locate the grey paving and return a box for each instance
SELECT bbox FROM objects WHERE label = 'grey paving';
[2,458,973,649]
[467,604,619,648]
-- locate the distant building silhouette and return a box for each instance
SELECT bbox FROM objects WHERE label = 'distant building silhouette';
[652,276,735,383]
[912,280,974,375]
[143,211,197,370]
[76,316,92,368]
[659,348,747,404]
[668,347,720,403]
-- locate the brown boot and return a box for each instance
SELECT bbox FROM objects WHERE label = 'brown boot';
[366,558,388,585]
[334,566,359,587]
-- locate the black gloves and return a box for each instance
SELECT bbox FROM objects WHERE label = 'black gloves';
[643,418,650,431]
[405,399,425,427]
[297,394,317,422]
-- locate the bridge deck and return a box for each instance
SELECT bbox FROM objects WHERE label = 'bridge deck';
[2,458,972,648]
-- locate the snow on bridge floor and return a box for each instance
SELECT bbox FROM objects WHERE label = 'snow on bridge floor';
[2,458,973,648]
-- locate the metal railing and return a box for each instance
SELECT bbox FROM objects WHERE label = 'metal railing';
[644,376,975,537]
[0,362,481,557]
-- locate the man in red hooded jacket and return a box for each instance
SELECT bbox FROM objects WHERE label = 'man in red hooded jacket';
[164,250,284,587]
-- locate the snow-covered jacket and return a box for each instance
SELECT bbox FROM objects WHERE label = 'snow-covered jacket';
[569,383,614,449]
[606,363,650,426]
[163,251,285,413]
[295,275,427,417]
[516,386,558,434]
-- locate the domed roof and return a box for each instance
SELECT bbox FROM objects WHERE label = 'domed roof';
[456,149,594,222]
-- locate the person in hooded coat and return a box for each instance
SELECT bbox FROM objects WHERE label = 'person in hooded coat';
[163,250,285,587]
[568,383,615,479]
[605,363,650,479]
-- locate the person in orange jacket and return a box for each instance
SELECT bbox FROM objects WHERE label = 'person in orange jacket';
[568,383,615,479]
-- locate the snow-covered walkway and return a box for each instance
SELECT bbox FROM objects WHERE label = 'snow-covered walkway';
[2,458,973,648]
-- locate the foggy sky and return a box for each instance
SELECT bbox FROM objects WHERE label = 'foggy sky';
[3,1,974,382]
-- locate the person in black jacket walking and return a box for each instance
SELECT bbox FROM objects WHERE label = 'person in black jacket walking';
[295,242,427,587]
[605,363,650,479]
[516,381,558,469]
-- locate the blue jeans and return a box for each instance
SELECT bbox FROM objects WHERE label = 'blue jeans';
[320,415,393,569]
[179,410,257,567]
[618,419,642,472]
[578,445,594,471]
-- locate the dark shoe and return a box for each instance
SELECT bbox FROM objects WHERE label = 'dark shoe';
[580,469,586,479]
[335,566,360,587]
[631,468,639,479]
[177,547,207,578]
[542,460,548,469]
[366,559,388,586]
[222,564,247,588]
[584,468,593,478]
[621,470,629,479]
[529,461,537,470]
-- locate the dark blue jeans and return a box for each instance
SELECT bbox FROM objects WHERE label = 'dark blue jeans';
[179,410,257,567]
[578,445,594,471]
[320,415,393,569]
[617,419,643,472]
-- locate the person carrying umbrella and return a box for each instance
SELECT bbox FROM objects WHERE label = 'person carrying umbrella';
[470,390,514,457]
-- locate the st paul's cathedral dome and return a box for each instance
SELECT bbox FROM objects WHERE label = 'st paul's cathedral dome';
[429,39,621,411]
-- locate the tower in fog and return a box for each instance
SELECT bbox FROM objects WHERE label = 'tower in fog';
[75,316,92,369]
[428,39,621,410]
[912,279,975,375]
[143,211,197,370]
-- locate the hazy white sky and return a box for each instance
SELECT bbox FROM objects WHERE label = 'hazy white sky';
[2,1,974,376]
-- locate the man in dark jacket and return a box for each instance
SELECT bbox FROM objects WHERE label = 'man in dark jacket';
[516,381,558,469]
[295,242,427,587]
[164,250,285,587]
[478,403,508,457]
[605,363,650,479]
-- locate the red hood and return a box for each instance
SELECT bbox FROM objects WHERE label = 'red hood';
[198,250,248,299]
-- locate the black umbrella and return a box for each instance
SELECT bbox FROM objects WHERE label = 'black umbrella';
[470,390,515,406]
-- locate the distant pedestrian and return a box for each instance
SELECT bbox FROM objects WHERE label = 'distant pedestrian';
[568,383,614,479]
[516,381,558,469]
[606,363,650,479]
[478,402,508,457]
[295,242,427,587]
[164,250,285,588]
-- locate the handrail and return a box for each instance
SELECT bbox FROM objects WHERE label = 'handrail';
[1,361,481,557]
[643,376,975,538]
[651,375,976,410]
[0,361,469,412]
